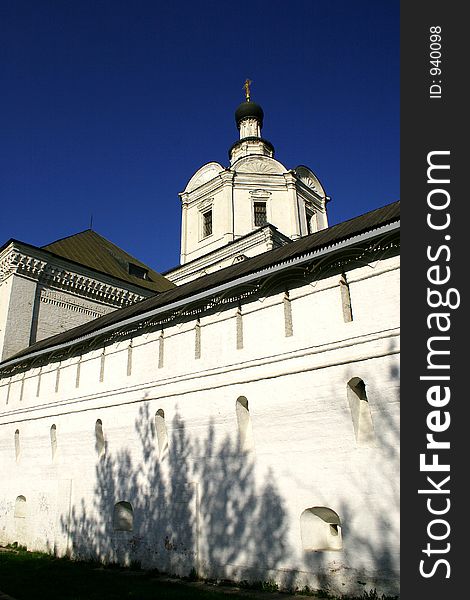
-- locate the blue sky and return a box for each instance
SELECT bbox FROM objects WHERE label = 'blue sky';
[1,0,399,273]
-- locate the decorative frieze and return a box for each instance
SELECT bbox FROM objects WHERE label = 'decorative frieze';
[40,289,110,318]
[0,245,146,307]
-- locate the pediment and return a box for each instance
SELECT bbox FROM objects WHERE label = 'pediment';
[233,155,287,175]
[294,165,326,197]
[184,162,224,193]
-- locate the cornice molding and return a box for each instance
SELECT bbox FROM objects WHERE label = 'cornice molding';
[167,227,291,285]
[40,289,111,318]
[0,246,146,307]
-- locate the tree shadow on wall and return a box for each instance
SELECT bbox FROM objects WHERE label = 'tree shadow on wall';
[60,403,290,584]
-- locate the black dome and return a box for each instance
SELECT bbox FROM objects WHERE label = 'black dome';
[235,101,264,129]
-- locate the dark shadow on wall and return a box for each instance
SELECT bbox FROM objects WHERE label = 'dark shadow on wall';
[60,403,290,583]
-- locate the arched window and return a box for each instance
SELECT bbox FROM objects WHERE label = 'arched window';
[95,419,105,457]
[113,501,133,531]
[50,424,57,461]
[300,507,342,551]
[236,396,254,451]
[14,495,27,519]
[347,378,375,446]
[14,429,20,462]
[155,409,168,458]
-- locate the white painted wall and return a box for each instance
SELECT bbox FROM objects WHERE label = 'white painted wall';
[0,254,399,595]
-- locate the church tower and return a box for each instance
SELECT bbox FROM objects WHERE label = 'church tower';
[168,84,329,285]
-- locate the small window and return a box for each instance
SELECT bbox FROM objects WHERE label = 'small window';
[202,209,213,238]
[50,424,57,461]
[113,501,133,531]
[14,495,27,519]
[300,507,342,551]
[254,202,267,227]
[95,419,105,457]
[128,263,148,279]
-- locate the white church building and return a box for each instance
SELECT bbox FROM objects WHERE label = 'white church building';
[0,92,400,595]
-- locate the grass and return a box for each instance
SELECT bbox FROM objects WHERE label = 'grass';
[0,547,250,600]
[0,547,398,600]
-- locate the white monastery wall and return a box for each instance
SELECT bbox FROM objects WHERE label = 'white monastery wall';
[0,255,399,595]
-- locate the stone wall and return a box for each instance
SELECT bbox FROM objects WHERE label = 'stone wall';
[0,254,400,595]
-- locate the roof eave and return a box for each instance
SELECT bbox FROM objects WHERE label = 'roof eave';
[0,219,399,372]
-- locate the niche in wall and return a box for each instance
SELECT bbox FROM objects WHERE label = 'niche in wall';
[14,495,27,519]
[300,506,342,551]
[50,424,57,461]
[14,429,20,462]
[113,501,133,532]
[236,396,254,451]
[347,377,375,446]
[155,409,169,458]
[95,419,105,457]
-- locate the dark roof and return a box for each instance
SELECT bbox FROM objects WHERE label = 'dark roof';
[43,230,174,293]
[2,201,399,365]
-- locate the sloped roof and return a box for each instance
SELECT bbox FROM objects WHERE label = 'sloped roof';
[43,229,174,293]
[2,201,399,366]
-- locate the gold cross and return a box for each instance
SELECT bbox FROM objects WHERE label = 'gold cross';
[243,79,252,101]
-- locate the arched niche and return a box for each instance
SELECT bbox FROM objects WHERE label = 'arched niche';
[300,506,342,551]
[50,424,57,461]
[113,501,133,532]
[236,396,254,451]
[14,495,27,519]
[95,419,105,457]
[347,377,375,446]
[155,409,169,458]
